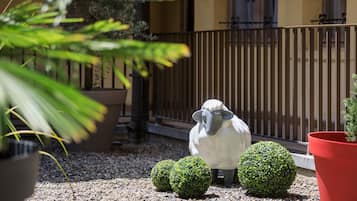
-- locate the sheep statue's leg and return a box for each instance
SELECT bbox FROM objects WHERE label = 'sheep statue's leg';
[211,169,218,184]
[222,169,235,187]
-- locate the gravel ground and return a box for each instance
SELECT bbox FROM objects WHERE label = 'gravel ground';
[27,137,319,201]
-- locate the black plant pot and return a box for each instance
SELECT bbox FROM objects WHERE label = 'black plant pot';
[0,140,40,201]
[69,89,127,152]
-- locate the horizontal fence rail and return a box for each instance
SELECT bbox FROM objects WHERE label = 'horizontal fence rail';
[153,25,357,142]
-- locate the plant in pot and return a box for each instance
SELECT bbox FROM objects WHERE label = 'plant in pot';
[0,1,189,200]
[309,74,357,201]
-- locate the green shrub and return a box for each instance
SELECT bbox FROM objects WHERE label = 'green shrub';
[151,160,175,191]
[238,141,297,197]
[169,156,211,198]
[344,74,357,142]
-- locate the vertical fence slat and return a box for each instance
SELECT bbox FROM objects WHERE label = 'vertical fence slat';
[231,30,237,114]
[327,29,332,130]
[187,33,193,121]
[181,34,187,121]
[198,32,202,107]
[263,30,269,135]
[270,28,276,137]
[277,29,283,137]
[206,32,215,99]
[249,30,255,132]
[301,28,307,141]
[225,31,231,107]
[203,32,208,102]
[67,60,71,84]
[160,64,164,117]
[244,30,249,122]
[219,30,224,101]
[336,27,341,130]
[345,27,351,107]
[285,29,292,139]
[293,28,298,141]
[309,27,315,133]
[169,34,175,119]
[164,35,170,118]
[177,33,182,120]
[256,29,262,134]
[237,30,242,117]
[318,28,324,130]
[214,31,219,98]
[285,28,290,140]
[174,35,179,120]
[165,35,173,119]
[152,63,157,117]
[183,33,188,121]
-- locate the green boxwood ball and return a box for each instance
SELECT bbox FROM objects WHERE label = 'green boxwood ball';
[151,160,175,191]
[238,141,297,197]
[169,156,211,198]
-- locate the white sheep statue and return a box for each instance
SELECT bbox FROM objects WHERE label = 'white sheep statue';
[189,99,251,187]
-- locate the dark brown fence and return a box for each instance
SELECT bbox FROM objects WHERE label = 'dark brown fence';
[153,24,357,143]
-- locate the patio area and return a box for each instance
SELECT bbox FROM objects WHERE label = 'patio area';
[27,136,319,201]
[3,0,357,200]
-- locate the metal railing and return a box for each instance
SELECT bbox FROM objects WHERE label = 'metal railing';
[152,24,357,142]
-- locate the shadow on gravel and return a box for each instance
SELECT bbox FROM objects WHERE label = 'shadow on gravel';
[38,141,189,183]
[246,192,310,201]
[174,193,220,200]
[283,193,310,200]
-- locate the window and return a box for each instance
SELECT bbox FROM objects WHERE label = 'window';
[230,0,278,29]
[319,0,346,24]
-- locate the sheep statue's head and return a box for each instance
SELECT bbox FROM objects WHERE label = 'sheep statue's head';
[192,99,233,135]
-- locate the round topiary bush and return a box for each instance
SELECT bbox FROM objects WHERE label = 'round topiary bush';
[151,160,175,191]
[169,156,211,198]
[238,141,297,197]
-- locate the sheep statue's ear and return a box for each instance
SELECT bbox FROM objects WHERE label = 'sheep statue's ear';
[192,110,203,122]
[222,110,234,120]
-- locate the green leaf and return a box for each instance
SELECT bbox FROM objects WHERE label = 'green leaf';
[79,19,129,35]
[114,67,131,88]
[39,50,99,64]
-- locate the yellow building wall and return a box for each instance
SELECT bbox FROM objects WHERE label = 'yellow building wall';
[302,0,322,25]
[194,0,228,31]
[278,0,322,26]
[347,0,357,23]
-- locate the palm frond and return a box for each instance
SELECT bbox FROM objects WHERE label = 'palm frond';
[0,59,106,142]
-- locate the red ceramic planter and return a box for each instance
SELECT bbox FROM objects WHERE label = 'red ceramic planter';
[308,131,357,201]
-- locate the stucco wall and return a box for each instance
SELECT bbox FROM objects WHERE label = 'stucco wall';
[347,0,357,23]
[194,0,228,31]
[278,0,322,26]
